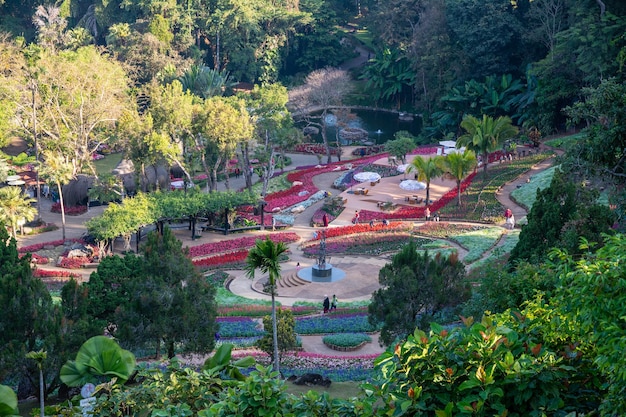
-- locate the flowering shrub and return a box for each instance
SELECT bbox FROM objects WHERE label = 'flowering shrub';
[33,268,81,278]
[217,304,319,317]
[188,233,299,258]
[417,222,490,238]
[51,203,88,215]
[292,143,341,155]
[216,316,264,338]
[29,253,49,264]
[302,234,432,256]
[295,313,379,334]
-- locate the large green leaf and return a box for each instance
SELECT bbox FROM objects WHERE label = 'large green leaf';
[0,385,19,417]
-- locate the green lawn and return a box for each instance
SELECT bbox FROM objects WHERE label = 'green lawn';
[543,132,585,150]
[284,381,364,399]
[93,153,123,176]
[510,165,557,210]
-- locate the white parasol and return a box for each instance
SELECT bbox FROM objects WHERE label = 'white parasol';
[396,164,410,173]
[353,172,381,182]
[399,180,426,191]
[6,175,20,182]
[8,179,26,186]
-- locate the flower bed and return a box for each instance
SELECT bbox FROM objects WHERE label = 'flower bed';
[216,316,264,338]
[292,143,341,155]
[304,222,410,242]
[188,233,299,258]
[192,250,249,269]
[19,239,67,253]
[416,222,490,238]
[57,256,91,269]
[322,333,372,351]
[217,304,319,317]
[302,234,433,256]
[295,313,378,335]
[51,203,88,215]
[33,268,81,279]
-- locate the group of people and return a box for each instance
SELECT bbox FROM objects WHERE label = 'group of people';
[323,294,338,313]
[424,207,440,222]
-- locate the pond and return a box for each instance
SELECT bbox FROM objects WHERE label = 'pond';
[300,109,422,145]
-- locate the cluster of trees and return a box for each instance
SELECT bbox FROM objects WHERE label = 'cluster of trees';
[0,224,218,400]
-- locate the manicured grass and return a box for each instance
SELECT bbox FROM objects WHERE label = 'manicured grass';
[510,165,557,210]
[216,287,273,307]
[468,229,520,270]
[251,172,292,195]
[448,227,504,264]
[93,153,123,176]
[284,381,364,399]
[543,132,585,150]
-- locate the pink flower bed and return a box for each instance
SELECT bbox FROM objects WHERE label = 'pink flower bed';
[192,250,249,268]
[18,239,83,253]
[20,253,49,264]
[263,165,340,211]
[188,232,300,258]
[58,256,91,269]
[33,268,81,278]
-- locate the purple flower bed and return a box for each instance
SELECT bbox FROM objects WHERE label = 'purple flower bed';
[188,232,299,258]
[295,313,379,334]
[216,317,264,338]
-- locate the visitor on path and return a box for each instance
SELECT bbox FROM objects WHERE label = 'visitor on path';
[323,213,329,227]
[323,295,330,314]
[504,208,512,229]
[506,213,515,230]
[235,167,240,178]
[272,216,276,231]
[296,262,300,271]
[425,207,431,221]
[352,210,360,224]
[42,184,50,198]
[382,219,389,226]
[369,219,375,228]
[434,212,440,222]
[331,295,338,311]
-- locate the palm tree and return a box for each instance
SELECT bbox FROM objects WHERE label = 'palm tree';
[245,238,288,374]
[457,114,518,175]
[39,151,74,240]
[407,155,444,206]
[441,150,477,206]
[0,187,37,239]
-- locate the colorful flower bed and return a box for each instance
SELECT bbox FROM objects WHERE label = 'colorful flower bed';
[51,203,88,215]
[188,233,300,258]
[292,143,341,155]
[416,221,490,238]
[33,268,81,278]
[192,250,249,269]
[304,222,410,242]
[302,234,433,257]
[57,256,91,269]
[216,316,264,338]
[18,239,72,253]
[217,304,319,317]
[323,333,372,350]
[295,312,378,335]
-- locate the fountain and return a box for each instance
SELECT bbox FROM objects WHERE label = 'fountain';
[297,229,346,283]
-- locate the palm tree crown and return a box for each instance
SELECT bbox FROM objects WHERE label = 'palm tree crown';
[407,155,444,206]
[440,150,477,206]
[457,114,518,174]
[0,186,37,239]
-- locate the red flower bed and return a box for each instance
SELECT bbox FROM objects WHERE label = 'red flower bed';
[51,203,88,215]
[20,253,49,264]
[306,222,410,242]
[263,165,339,211]
[293,143,341,155]
[358,172,477,221]
[57,256,90,269]
[188,233,300,258]
[18,238,84,253]
[192,250,249,268]
[33,268,81,278]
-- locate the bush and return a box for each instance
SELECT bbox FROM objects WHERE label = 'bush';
[295,313,378,335]
[51,203,88,215]
[322,333,372,349]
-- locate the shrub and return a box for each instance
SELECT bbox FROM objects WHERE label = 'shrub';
[51,203,88,215]
[322,333,372,349]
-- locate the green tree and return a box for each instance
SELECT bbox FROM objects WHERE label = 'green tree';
[440,149,477,206]
[116,227,218,359]
[385,132,415,164]
[552,234,626,414]
[39,151,74,240]
[245,238,288,373]
[406,155,444,206]
[0,186,36,239]
[457,114,518,175]
[368,242,469,346]
[256,308,297,363]
[0,225,60,399]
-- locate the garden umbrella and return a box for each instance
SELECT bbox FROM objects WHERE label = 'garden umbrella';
[399,180,426,191]
[353,172,381,182]
[6,175,20,182]
[396,164,410,173]
[8,179,25,186]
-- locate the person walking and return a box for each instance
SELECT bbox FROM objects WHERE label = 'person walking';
[323,295,330,314]
[504,208,513,229]
[425,207,431,221]
[353,210,360,224]
[331,294,338,311]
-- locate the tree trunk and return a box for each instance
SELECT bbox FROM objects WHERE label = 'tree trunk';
[200,152,212,192]
[425,182,431,206]
[57,182,66,241]
[457,180,462,206]
[320,110,332,164]
[223,164,230,190]
[271,288,280,374]
[38,368,44,417]
[241,143,253,192]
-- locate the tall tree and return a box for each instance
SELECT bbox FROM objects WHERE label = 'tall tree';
[457,114,518,175]
[39,151,74,241]
[407,155,444,206]
[0,187,36,239]
[245,238,288,373]
[0,225,60,399]
[368,242,469,346]
[289,68,351,163]
[116,227,218,359]
[35,46,130,177]
[440,149,477,206]
[193,96,253,191]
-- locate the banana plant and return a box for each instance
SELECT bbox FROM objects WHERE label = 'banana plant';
[0,385,19,417]
[203,343,255,381]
